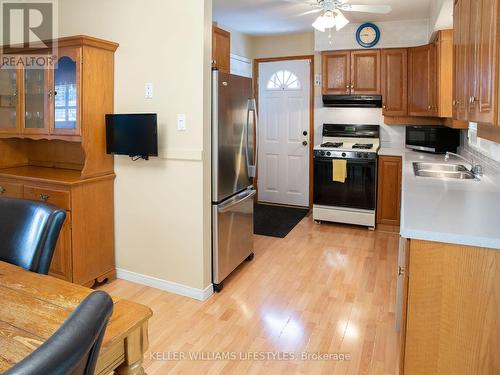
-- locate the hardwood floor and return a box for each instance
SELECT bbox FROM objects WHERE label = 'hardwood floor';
[101,216,400,374]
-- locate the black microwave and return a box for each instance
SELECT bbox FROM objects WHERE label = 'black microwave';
[405,126,460,154]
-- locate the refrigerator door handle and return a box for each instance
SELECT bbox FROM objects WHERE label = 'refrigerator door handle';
[246,98,258,178]
[218,189,256,213]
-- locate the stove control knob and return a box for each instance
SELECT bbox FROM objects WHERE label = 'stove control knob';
[342,152,346,158]
[357,152,362,158]
[320,151,325,156]
[326,151,331,156]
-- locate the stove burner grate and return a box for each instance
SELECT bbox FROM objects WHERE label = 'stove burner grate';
[321,142,343,148]
[352,143,374,150]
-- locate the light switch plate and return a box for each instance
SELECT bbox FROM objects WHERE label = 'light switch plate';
[314,74,322,87]
[177,114,186,131]
[145,83,153,99]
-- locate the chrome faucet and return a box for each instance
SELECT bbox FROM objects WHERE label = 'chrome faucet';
[445,152,484,176]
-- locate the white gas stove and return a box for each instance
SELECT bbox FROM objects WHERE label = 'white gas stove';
[313,124,380,228]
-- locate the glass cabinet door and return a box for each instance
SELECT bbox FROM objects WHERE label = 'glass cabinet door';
[0,66,20,133]
[52,48,80,135]
[24,68,49,133]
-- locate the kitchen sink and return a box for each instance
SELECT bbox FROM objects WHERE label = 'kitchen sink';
[413,162,477,180]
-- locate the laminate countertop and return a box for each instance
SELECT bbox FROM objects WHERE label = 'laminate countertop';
[379,147,500,249]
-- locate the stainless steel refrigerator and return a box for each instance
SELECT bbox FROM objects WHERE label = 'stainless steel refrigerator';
[212,69,257,292]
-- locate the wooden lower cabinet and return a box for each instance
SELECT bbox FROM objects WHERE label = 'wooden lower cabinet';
[49,213,72,281]
[0,168,115,286]
[376,156,402,232]
[400,239,500,375]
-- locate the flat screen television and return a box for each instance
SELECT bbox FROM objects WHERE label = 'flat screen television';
[106,114,158,159]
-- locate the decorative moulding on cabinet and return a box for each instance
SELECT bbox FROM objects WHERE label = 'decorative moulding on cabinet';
[116,268,214,301]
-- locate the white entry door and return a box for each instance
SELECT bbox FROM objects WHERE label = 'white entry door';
[258,60,310,207]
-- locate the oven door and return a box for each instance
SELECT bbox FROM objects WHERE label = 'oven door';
[314,156,377,210]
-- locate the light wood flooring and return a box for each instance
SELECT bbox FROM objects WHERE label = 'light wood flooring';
[101,216,400,374]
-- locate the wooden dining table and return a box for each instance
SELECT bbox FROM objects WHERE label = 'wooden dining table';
[0,261,153,375]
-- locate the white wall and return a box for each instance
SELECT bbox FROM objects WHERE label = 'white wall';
[315,19,430,51]
[58,0,213,296]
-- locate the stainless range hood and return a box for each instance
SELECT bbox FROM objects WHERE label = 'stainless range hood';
[323,95,382,108]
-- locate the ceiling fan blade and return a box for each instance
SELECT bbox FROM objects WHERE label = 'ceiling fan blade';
[340,4,392,14]
[296,8,323,17]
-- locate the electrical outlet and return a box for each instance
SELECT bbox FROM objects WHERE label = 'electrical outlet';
[177,114,186,131]
[145,83,153,99]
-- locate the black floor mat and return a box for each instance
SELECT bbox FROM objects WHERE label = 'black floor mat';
[254,203,309,238]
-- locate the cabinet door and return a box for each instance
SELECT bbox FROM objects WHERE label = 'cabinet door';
[468,0,498,124]
[381,49,407,116]
[51,47,82,136]
[212,26,230,74]
[453,0,470,121]
[49,213,72,282]
[0,67,22,134]
[351,50,381,95]
[322,51,351,95]
[376,155,402,227]
[23,65,50,134]
[436,30,453,118]
[408,45,438,117]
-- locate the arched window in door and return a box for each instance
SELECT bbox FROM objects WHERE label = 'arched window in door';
[266,70,301,91]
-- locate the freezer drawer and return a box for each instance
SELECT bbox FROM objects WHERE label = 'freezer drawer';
[213,188,256,285]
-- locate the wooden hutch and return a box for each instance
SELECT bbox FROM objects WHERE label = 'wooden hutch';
[0,36,118,287]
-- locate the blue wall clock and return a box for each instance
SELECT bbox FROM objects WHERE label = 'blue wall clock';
[356,23,381,48]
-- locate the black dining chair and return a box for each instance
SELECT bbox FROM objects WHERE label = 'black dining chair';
[0,197,66,274]
[4,290,114,375]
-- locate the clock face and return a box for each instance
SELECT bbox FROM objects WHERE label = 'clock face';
[359,27,376,44]
[356,23,380,48]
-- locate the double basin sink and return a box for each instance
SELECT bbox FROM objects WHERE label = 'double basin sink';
[413,163,477,180]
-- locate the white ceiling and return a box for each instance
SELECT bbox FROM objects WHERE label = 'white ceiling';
[213,0,433,36]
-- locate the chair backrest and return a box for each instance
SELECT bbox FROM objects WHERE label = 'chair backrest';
[0,197,66,274]
[4,290,114,375]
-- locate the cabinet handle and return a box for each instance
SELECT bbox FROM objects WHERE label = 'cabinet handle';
[0,186,5,194]
[40,193,49,202]
[398,266,405,276]
[382,105,387,110]
[452,99,457,106]
[428,105,432,110]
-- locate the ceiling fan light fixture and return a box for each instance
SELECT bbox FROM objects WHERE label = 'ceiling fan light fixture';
[334,10,349,30]
[323,10,336,29]
[312,15,327,32]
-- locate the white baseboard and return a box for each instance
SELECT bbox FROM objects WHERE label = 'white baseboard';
[116,268,213,301]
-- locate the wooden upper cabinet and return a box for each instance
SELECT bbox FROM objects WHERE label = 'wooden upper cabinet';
[0,67,22,134]
[381,49,408,116]
[22,64,51,134]
[50,47,82,136]
[453,0,470,121]
[351,50,381,95]
[212,26,230,74]
[322,51,350,95]
[436,30,453,118]
[468,0,498,124]
[408,44,438,117]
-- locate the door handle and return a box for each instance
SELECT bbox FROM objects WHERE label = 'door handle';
[302,141,308,146]
[218,189,257,213]
[246,99,258,178]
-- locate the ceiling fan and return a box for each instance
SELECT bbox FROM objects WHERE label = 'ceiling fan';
[287,0,392,32]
